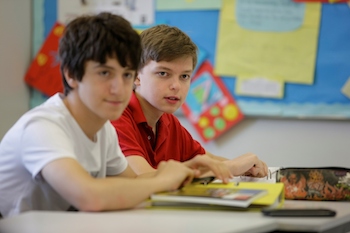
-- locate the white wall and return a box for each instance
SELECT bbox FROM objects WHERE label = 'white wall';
[179,116,350,168]
[0,1,349,168]
[0,0,31,139]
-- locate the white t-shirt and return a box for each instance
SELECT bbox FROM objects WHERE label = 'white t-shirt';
[0,93,128,217]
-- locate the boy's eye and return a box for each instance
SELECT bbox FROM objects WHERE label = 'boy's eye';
[181,74,191,80]
[158,72,168,77]
[99,70,110,77]
[124,72,135,79]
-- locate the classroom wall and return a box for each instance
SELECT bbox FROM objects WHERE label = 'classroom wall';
[0,1,349,168]
[0,0,31,139]
[179,116,350,168]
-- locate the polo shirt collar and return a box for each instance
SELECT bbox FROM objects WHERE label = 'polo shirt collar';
[129,92,170,127]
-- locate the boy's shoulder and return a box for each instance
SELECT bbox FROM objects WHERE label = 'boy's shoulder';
[25,94,68,121]
[160,113,183,128]
[6,94,70,132]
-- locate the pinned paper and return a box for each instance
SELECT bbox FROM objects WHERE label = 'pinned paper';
[25,22,64,97]
[182,61,244,142]
[58,0,155,26]
[341,77,350,99]
[156,0,222,11]
[236,76,284,99]
[215,0,321,85]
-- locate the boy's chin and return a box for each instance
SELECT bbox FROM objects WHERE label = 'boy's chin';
[109,113,123,121]
[163,108,180,115]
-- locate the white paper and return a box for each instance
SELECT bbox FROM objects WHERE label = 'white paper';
[214,167,281,184]
[239,77,282,98]
[58,0,154,25]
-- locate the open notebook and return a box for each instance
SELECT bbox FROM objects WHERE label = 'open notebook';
[214,167,281,184]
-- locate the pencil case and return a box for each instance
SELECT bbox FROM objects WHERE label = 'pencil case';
[276,167,350,201]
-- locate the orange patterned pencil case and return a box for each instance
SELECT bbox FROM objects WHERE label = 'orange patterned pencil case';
[276,167,350,201]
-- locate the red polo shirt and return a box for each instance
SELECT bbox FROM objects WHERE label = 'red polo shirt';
[111,93,205,168]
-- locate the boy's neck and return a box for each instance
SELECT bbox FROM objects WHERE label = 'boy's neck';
[63,93,105,142]
[135,92,162,130]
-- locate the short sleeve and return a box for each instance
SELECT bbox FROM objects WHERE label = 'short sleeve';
[104,123,128,176]
[21,118,76,179]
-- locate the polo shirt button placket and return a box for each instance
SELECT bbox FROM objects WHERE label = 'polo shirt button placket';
[147,136,151,140]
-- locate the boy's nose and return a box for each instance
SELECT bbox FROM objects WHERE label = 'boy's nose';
[170,78,180,90]
[110,77,124,94]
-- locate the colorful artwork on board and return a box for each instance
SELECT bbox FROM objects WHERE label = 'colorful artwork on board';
[182,61,244,142]
[25,22,64,97]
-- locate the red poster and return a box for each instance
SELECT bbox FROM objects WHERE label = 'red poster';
[24,22,64,96]
[181,61,244,142]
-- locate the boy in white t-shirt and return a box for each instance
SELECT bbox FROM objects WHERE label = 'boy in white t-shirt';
[0,12,232,218]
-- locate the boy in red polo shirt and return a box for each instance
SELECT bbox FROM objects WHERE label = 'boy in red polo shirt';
[111,25,268,177]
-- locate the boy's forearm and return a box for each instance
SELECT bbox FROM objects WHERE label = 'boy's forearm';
[136,171,157,178]
[42,159,163,212]
[205,151,228,161]
[78,176,164,212]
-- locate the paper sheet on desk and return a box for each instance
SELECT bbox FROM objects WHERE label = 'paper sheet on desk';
[213,167,281,184]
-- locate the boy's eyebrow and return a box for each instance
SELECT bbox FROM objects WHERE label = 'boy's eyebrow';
[92,64,133,71]
[155,65,193,73]
[92,64,115,69]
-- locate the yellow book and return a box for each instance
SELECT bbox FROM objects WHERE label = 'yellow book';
[207,182,285,209]
[149,182,284,211]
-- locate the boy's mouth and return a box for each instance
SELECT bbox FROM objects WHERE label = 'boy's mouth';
[165,96,180,101]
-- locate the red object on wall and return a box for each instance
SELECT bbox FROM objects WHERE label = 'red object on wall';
[24,22,64,97]
[181,61,244,142]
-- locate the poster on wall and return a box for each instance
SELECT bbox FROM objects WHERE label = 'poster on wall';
[25,23,64,97]
[182,61,244,142]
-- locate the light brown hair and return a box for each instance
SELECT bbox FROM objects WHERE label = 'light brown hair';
[139,24,198,71]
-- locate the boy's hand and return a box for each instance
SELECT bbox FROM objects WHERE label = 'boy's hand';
[155,160,195,191]
[183,155,233,183]
[227,153,268,177]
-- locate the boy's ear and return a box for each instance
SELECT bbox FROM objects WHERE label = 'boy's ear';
[134,74,141,86]
[63,69,78,88]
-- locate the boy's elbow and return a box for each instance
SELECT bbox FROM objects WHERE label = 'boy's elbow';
[72,192,133,212]
[73,193,105,212]
[67,186,106,212]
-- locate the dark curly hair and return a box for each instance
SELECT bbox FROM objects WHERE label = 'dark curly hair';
[59,12,141,95]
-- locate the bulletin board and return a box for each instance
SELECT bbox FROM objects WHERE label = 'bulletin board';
[32,0,350,119]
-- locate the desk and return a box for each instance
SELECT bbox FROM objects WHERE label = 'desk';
[273,200,350,233]
[0,209,276,233]
[0,201,349,233]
